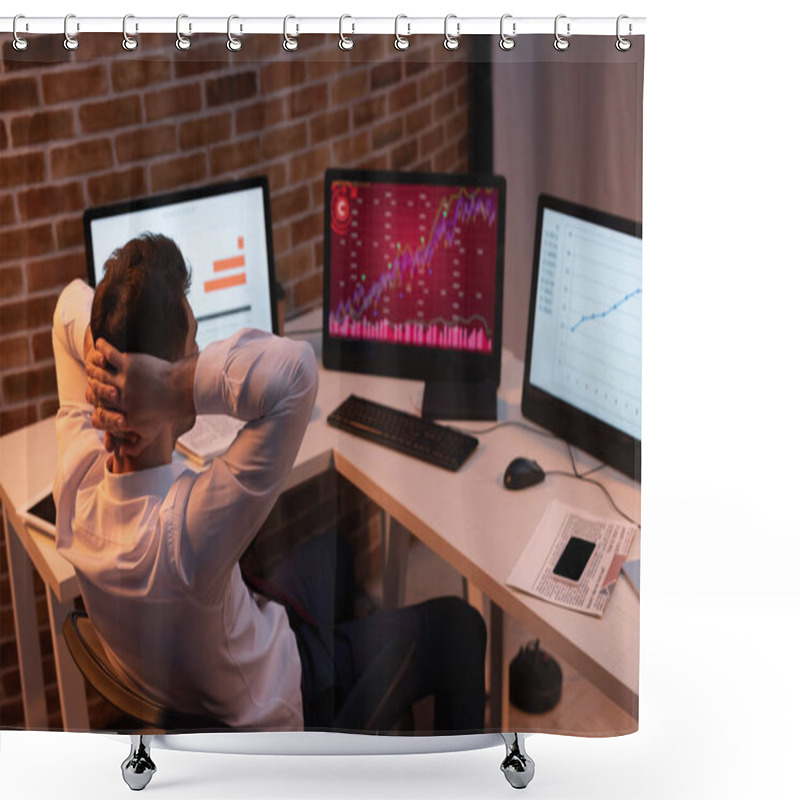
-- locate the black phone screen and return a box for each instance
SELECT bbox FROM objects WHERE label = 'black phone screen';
[28,493,56,525]
[552,536,596,582]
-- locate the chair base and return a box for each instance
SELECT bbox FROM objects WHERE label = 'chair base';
[121,732,535,790]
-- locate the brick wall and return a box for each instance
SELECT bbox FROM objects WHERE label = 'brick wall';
[0,33,472,729]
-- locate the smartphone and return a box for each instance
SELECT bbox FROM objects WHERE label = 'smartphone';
[21,490,57,538]
[552,536,595,583]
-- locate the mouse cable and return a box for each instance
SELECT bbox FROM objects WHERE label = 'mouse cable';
[458,421,639,528]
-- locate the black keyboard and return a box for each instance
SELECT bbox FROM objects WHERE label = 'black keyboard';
[327,395,479,471]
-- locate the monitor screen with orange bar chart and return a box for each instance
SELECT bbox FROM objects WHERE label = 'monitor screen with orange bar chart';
[84,177,277,352]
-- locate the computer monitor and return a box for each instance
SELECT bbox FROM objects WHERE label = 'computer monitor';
[323,168,506,420]
[84,177,278,352]
[522,195,642,481]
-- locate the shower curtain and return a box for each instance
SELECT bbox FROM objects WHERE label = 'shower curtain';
[0,22,644,745]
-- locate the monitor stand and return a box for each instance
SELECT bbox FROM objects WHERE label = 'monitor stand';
[421,379,497,421]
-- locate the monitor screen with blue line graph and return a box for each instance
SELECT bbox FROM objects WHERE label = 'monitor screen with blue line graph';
[522,195,642,481]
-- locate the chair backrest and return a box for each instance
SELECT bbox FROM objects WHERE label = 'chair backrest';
[62,610,229,733]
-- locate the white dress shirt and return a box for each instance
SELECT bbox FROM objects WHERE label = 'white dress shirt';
[51,279,318,730]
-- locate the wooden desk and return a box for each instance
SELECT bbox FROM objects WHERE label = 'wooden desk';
[0,321,639,731]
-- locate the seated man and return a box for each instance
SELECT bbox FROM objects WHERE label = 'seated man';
[54,233,486,732]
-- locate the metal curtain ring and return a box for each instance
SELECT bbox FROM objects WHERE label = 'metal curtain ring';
[227,15,242,51]
[176,14,191,50]
[63,13,79,50]
[443,14,460,51]
[499,14,516,51]
[339,14,354,51]
[12,15,29,51]
[122,14,138,51]
[616,15,632,51]
[394,15,410,51]
[283,15,298,51]
[553,14,570,51]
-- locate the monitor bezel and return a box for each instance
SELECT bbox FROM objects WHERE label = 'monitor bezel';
[322,168,506,386]
[522,194,642,482]
[83,176,279,335]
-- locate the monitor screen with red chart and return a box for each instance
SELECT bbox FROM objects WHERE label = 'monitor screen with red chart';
[323,169,506,418]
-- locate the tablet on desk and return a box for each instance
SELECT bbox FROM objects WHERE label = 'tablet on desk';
[21,487,56,539]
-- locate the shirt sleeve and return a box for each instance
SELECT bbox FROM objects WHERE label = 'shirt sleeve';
[52,279,96,460]
[176,329,319,601]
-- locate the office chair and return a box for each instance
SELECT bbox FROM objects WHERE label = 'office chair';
[64,610,418,787]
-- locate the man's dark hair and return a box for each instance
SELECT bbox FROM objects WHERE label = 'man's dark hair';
[91,234,192,362]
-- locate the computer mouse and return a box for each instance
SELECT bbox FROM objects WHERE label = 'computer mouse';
[503,457,546,490]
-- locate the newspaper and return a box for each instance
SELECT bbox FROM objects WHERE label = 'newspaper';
[506,500,638,618]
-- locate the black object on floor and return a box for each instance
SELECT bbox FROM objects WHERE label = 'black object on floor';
[509,640,563,714]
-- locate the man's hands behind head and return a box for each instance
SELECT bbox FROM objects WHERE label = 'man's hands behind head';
[85,338,197,458]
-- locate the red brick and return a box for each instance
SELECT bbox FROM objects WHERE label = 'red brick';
[262,122,308,161]
[0,195,15,227]
[0,223,54,264]
[434,91,456,121]
[405,104,433,136]
[288,145,331,184]
[25,252,85,292]
[310,110,350,144]
[50,139,113,179]
[370,62,402,92]
[32,330,54,362]
[150,154,207,193]
[42,65,108,104]
[0,404,38,436]
[260,61,306,92]
[144,84,202,122]
[1,264,23,295]
[116,124,177,163]
[205,72,258,107]
[333,132,371,164]
[388,82,419,114]
[291,211,323,247]
[291,270,323,309]
[306,60,345,81]
[272,186,310,221]
[2,36,69,72]
[17,183,84,222]
[263,162,287,193]
[87,167,148,206]
[173,46,228,80]
[353,96,386,128]
[56,217,84,251]
[209,138,261,176]
[0,77,39,113]
[272,224,291,256]
[10,109,74,147]
[421,125,445,155]
[79,96,142,134]
[39,396,60,419]
[236,98,284,135]
[390,139,419,169]
[331,72,368,106]
[0,152,46,189]
[0,121,7,150]
[179,114,232,151]
[0,335,30,369]
[277,245,313,283]
[420,71,444,97]
[405,54,432,78]
[0,294,58,336]
[371,118,403,150]
[111,59,171,92]
[289,84,329,119]
[2,365,57,404]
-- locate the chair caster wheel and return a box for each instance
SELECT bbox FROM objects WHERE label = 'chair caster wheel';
[500,733,535,789]
[122,736,156,791]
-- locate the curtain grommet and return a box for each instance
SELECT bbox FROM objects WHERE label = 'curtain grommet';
[339,14,355,51]
[394,15,410,51]
[226,15,242,52]
[176,14,191,51]
[283,15,299,51]
[554,14,570,51]
[443,14,460,51]
[122,14,138,51]
[12,15,29,51]
[63,13,79,51]
[499,14,516,51]
[616,15,632,51]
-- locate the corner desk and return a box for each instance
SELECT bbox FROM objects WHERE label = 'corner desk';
[0,313,640,732]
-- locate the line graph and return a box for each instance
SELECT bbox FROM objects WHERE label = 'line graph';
[328,180,498,353]
[570,287,642,333]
